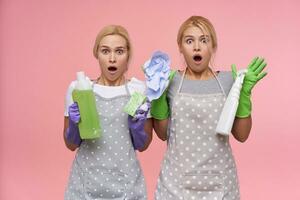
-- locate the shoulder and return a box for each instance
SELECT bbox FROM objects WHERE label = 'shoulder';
[167,70,181,99]
[217,71,234,83]
[218,70,232,78]
[66,80,77,94]
[128,77,146,94]
[169,70,182,85]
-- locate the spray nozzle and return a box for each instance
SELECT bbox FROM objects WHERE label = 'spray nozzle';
[236,69,248,85]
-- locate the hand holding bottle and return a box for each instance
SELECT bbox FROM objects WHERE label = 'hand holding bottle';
[231,57,267,118]
[65,102,82,146]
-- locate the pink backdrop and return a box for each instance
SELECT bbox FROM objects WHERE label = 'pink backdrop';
[1,0,299,199]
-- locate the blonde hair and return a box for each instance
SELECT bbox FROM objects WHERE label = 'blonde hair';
[177,16,217,51]
[93,25,131,59]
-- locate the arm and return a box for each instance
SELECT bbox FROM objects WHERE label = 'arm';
[63,102,82,151]
[138,119,153,152]
[142,51,176,141]
[153,119,168,141]
[150,71,176,141]
[128,101,154,151]
[231,116,252,143]
[63,117,79,151]
[63,82,81,151]
[230,57,267,142]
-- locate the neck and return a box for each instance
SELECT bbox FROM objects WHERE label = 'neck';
[185,67,214,80]
[97,75,126,86]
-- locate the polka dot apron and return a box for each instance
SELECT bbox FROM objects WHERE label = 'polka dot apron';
[65,83,147,200]
[155,69,240,200]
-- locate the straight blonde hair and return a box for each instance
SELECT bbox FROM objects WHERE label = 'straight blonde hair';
[93,25,132,60]
[177,16,217,52]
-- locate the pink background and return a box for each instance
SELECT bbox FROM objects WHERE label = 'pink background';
[1,0,299,199]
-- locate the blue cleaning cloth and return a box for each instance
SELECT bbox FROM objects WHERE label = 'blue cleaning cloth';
[143,51,171,101]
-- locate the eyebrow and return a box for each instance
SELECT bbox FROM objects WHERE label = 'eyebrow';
[183,35,209,39]
[100,45,126,49]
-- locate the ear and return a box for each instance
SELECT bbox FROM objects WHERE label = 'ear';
[208,46,216,55]
[179,45,183,54]
[95,46,100,59]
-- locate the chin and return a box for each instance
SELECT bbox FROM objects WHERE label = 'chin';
[188,65,208,73]
[111,74,125,81]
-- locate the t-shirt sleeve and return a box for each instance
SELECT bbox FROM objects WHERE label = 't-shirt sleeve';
[64,81,76,116]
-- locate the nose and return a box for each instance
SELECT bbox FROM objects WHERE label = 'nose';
[109,52,116,63]
[193,42,201,52]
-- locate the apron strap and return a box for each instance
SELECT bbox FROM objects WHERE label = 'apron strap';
[177,69,186,94]
[211,69,226,96]
[177,68,226,96]
[124,79,130,96]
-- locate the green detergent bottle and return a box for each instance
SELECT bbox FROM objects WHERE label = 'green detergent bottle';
[72,71,101,139]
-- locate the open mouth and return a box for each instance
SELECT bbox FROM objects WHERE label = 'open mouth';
[193,55,202,62]
[108,66,117,72]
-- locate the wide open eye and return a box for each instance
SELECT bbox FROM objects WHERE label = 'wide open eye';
[186,39,193,44]
[116,49,124,55]
[201,37,210,44]
[101,49,110,55]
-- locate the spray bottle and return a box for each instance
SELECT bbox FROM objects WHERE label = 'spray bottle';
[216,69,247,136]
[72,71,101,139]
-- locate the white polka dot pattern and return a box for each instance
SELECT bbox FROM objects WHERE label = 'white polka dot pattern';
[65,92,147,200]
[155,91,240,200]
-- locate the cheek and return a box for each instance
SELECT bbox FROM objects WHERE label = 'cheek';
[203,43,213,52]
[97,57,109,69]
[98,58,106,66]
[182,48,193,59]
[98,53,107,61]
[118,56,129,68]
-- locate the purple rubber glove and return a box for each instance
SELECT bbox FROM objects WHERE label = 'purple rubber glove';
[128,100,151,150]
[65,102,82,146]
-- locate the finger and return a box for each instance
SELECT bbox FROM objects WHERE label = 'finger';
[70,102,79,110]
[254,62,267,75]
[231,64,237,79]
[256,71,268,82]
[251,57,265,72]
[74,117,80,124]
[70,115,80,123]
[248,57,259,70]
[70,106,80,113]
[72,102,78,107]
[74,112,81,118]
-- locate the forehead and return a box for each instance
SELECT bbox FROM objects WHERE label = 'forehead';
[99,34,127,48]
[183,26,209,37]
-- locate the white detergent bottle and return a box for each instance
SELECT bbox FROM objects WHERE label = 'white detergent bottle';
[216,69,247,135]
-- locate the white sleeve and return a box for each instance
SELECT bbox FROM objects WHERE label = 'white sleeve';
[64,77,93,116]
[128,77,152,118]
[64,81,76,116]
[127,77,146,95]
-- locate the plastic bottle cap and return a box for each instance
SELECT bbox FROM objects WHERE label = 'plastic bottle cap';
[77,71,85,81]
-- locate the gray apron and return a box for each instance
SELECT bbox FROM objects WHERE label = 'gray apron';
[65,83,147,200]
[155,69,240,200]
